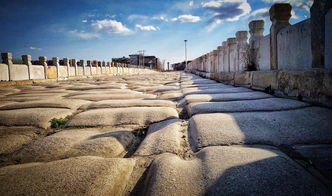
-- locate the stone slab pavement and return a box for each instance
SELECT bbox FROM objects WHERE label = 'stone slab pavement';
[0,71,331,195]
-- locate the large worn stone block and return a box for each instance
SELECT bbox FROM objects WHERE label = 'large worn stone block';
[81,99,176,110]
[189,107,332,150]
[0,127,39,155]
[251,71,278,90]
[0,108,73,129]
[213,72,235,84]
[234,72,252,86]
[277,70,332,107]
[67,107,179,127]
[0,99,90,110]
[187,97,309,116]
[13,128,135,163]
[179,92,273,106]
[67,93,156,101]
[135,119,185,156]
[0,156,135,195]
[144,146,330,195]
[183,87,252,96]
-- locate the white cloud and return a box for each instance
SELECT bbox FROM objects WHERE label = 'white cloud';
[189,0,194,6]
[69,30,100,39]
[29,46,42,51]
[92,19,132,34]
[291,10,298,19]
[135,24,160,31]
[172,14,201,22]
[152,15,170,22]
[261,0,313,12]
[128,14,149,21]
[82,19,88,23]
[202,0,251,31]
[248,8,270,21]
[206,18,222,32]
[248,7,298,22]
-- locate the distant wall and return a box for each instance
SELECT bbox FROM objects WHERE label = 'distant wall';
[85,67,91,75]
[69,67,75,76]
[0,64,9,81]
[77,67,83,76]
[30,65,45,79]
[96,67,101,75]
[277,19,312,70]
[11,64,29,81]
[47,66,57,79]
[325,9,332,69]
[59,66,68,78]
[258,35,270,71]
[91,67,97,75]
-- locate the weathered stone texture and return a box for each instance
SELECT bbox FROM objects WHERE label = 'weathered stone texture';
[144,146,330,195]
[0,156,135,196]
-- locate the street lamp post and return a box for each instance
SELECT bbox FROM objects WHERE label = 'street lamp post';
[184,40,188,69]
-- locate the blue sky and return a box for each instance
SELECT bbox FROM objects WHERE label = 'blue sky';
[0,0,312,64]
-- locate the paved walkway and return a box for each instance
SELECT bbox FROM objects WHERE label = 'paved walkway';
[0,72,331,195]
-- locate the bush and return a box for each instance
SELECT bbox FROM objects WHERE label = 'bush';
[50,118,68,129]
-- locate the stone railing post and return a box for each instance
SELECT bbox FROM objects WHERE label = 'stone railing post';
[102,61,106,74]
[2,53,13,81]
[269,3,292,70]
[63,58,70,78]
[71,59,77,76]
[87,60,92,75]
[311,0,332,68]
[52,57,60,79]
[92,60,97,75]
[217,46,223,73]
[39,56,48,79]
[236,31,248,72]
[80,60,85,75]
[107,62,110,73]
[249,20,264,47]
[221,42,227,72]
[212,50,218,73]
[22,55,32,80]
[249,20,264,70]
[227,38,237,72]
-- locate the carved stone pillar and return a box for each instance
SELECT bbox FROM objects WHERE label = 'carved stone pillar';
[39,56,48,79]
[52,57,60,79]
[22,55,32,80]
[269,3,292,70]
[236,31,248,72]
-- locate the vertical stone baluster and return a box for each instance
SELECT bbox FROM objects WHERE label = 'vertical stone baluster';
[22,55,32,80]
[269,3,292,70]
[63,58,70,78]
[52,57,60,79]
[39,56,48,79]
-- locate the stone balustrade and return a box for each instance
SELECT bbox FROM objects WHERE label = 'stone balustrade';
[187,2,332,73]
[186,2,332,108]
[0,53,155,82]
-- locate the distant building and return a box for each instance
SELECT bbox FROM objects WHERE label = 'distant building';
[172,61,191,71]
[129,54,158,68]
[112,56,130,64]
[112,54,160,69]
